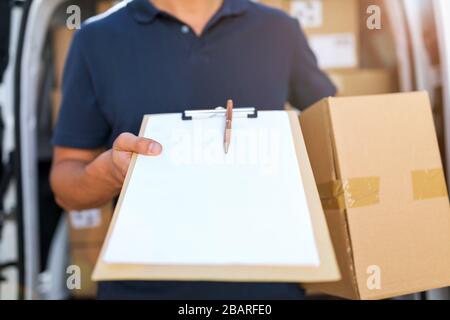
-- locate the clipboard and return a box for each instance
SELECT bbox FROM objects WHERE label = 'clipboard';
[92,109,339,283]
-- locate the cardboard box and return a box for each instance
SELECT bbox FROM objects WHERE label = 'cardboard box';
[96,0,117,14]
[68,203,113,298]
[68,203,113,246]
[300,92,450,299]
[52,89,62,126]
[359,0,397,69]
[70,246,102,298]
[52,27,74,87]
[327,69,399,97]
[258,0,359,70]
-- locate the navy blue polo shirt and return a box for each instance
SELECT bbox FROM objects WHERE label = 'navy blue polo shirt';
[53,0,335,299]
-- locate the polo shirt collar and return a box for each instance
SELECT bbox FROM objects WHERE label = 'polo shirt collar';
[128,0,249,24]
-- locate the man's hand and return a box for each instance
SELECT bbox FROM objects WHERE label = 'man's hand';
[50,133,162,211]
[105,132,163,188]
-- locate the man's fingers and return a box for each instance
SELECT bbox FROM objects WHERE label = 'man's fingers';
[114,132,162,155]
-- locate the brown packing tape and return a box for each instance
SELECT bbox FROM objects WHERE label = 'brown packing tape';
[318,177,380,210]
[411,168,448,200]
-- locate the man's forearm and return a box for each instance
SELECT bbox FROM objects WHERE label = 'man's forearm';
[51,150,121,211]
[51,133,161,211]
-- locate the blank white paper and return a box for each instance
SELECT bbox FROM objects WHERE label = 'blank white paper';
[104,111,320,266]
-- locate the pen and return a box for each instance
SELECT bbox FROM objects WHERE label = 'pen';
[224,99,233,154]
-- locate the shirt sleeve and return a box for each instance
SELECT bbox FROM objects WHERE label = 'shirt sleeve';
[288,19,336,111]
[52,28,110,149]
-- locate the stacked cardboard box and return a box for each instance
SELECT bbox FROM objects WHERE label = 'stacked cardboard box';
[258,0,360,70]
[96,0,117,14]
[68,203,113,298]
[51,1,117,299]
[51,27,74,125]
[327,69,398,97]
[300,92,450,299]
[51,1,116,125]
[52,27,74,88]
[257,0,400,97]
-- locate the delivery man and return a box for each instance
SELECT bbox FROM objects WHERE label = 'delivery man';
[51,0,336,299]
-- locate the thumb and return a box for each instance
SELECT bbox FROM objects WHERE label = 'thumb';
[113,132,162,156]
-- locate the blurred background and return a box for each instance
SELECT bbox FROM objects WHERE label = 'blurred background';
[0,0,449,300]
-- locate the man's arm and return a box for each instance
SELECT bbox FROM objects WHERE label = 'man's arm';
[287,19,336,110]
[50,133,162,211]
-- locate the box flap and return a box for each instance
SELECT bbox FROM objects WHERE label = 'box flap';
[300,99,360,298]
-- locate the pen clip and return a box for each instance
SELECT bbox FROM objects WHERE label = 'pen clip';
[182,107,258,121]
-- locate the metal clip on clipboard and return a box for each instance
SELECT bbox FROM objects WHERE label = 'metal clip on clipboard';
[181,107,258,121]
